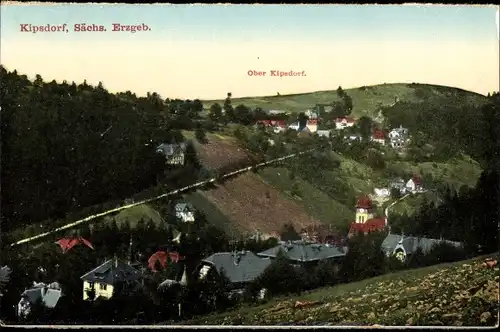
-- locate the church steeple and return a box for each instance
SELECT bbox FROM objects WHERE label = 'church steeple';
[355,196,374,223]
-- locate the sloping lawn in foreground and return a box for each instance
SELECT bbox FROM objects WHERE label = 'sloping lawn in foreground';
[180,254,499,326]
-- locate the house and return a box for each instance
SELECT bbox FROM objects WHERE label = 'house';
[390,178,408,195]
[406,176,423,193]
[306,119,318,133]
[389,125,409,149]
[344,134,362,143]
[257,241,347,270]
[371,129,386,145]
[374,188,390,197]
[1,265,12,297]
[80,258,143,301]
[316,130,332,138]
[305,109,318,119]
[174,202,196,223]
[335,117,356,130]
[288,121,300,131]
[197,251,272,299]
[17,282,62,319]
[323,105,334,113]
[348,196,387,237]
[256,119,286,128]
[381,234,464,263]
[288,119,318,133]
[299,225,346,246]
[156,142,187,166]
[268,109,289,116]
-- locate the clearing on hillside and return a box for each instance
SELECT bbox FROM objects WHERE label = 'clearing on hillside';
[198,172,322,235]
[103,204,165,228]
[257,167,354,228]
[183,130,256,171]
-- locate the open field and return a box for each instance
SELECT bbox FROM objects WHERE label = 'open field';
[102,204,165,228]
[183,130,256,171]
[391,155,483,189]
[202,83,489,118]
[199,172,322,235]
[257,167,354,228]
[182,254,499,326]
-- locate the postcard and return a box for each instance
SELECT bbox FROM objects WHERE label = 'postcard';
[0,2,499,328]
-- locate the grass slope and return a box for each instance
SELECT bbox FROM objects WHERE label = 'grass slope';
[257,167,354,228]
[391,155,482,189]
[182,130,255,171]
[203,83,488,117]
[183,254,499,326]
[184,191,241,237]
[104,204,165,228]
[199,172,322,236]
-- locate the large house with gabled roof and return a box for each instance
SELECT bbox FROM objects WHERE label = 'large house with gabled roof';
[381,234,464,263]
[156,142,187,166]
[197,251,272,299]
[80,258,143,301]
[257,241,348,270]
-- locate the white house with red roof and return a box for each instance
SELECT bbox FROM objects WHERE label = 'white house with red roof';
[348,196,387,238]
[371,129,386,145]
[335,117,356,130]
[406,176,424,193]
[306,119,318,133]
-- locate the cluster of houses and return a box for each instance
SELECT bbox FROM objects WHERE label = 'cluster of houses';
[373,175,425,198]
[14,186,462,321]
[254,108,411,150]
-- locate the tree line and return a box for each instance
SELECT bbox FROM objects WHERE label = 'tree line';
[0,67,210,234]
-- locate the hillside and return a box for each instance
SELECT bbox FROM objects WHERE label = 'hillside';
[182,254,499,326]
[203,83,489,117]
[100,134,483,238]
[196,172,322,236]
[182,130,257,171]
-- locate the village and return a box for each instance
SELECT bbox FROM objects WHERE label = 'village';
[6,103,464,323]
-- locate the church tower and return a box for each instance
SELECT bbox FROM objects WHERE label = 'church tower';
[355,196,374,223]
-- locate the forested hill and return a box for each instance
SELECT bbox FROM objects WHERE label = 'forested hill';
[0,66,203,233]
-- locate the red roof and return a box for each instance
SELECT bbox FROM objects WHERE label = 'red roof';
[257,120,287,127]
[271,120,286,127]
[307,120,318,125]
[372,129,385,139]
[148,250,184,272]
[349,218,386,234]
[356,196,373,209]
[56,237,94,253]
[411,176,422,185]
[335,117,356,123]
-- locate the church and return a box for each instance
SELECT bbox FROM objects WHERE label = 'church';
[348,196,387,238]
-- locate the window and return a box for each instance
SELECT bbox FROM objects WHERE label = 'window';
[99,283,107,291]
[88,282,94,289]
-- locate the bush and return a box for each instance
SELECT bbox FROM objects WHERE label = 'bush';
[390,187,402,199]
[313,259,340,287]
[195,128,207,143]
[365,149,386,169]
[255,253,302,296]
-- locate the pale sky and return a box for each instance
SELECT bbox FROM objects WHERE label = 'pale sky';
[1,3,499,99]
